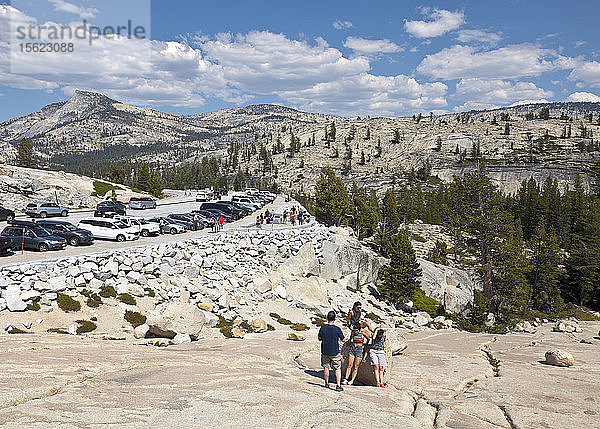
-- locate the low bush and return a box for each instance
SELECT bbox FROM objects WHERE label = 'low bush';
[144,288,155,297]
[57,293,81,312]
[269,312,292,325]
[7,327,28,334]
[290,323,309,331]
[117,293,136,306]
[47,328,70,334]
[412,289,440,316]
[124,310,146,327]
[75,320,97,335]
[99,285,117,298]
[91,180,123,197]
[26,302,40,311]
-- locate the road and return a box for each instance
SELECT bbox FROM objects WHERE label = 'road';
[0,195,287,267]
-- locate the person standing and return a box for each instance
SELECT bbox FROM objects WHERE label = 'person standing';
[318,311,345,391]
[342,326,366,386]
[370,328,387,387]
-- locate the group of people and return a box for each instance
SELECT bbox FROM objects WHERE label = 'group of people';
[211,216,224,232]
[282,206,308,226]
[318,302,387,391]
[255,209,274,228]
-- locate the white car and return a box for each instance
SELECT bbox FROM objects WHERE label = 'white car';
[113,215,160,237]
[78,218,139,242]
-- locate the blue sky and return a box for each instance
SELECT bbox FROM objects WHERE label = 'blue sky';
[0,0,599,122]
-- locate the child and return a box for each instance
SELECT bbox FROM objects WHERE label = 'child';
[370,328,386,387]
[342,326,366,385]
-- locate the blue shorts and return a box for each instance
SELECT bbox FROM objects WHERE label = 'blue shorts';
[349,344,364,358]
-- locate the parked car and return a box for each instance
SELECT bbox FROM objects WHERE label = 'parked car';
[167,214,198,231]
[1,223,67,251]
[200,202,244,220]
[25,202,69,218]
[0,236,13,254]
[78,218,139,242]
[199,208,235,222]
[113,215,160,237]
[147,217,187,235]
[231,196,260,210]
[233,201,256,213]
[0,206,15,222]
[36,220,94,246]
[129,196,157,210]
[195,191,212,202]
[94,200,127,217]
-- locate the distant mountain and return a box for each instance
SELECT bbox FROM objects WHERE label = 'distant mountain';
[0,90,334,166]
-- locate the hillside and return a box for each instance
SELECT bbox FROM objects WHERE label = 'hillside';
[1,92,599,194]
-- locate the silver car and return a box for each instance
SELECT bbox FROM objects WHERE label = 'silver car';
[129,196,157,210]
[25,202,69,218]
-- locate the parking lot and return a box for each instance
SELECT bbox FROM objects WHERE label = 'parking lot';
[0,194,284,266]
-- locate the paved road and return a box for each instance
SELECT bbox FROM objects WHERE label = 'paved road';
[0,196,287,267]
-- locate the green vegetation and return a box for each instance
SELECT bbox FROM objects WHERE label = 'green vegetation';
[75,320,97,335]
[26,302,40,311]
[81,289,102,308]
[412,289,441,316]
[117,293,136,306]
[124,310,147,327]
[99,285,117,298]
[144,288,156,297]
[57,293,81,312]
[269,312,292,325]
[91,180,123,197]
[17,137,36,168]
[290,323,309,331]
[365,312,383,324]
[378,232,422,305]
[47,328,70,334]
[7,327,28,334]
[310,315,327,327]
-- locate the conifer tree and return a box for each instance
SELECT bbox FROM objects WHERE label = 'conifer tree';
[528,227,564,313]
[314,167,351,226]
[379,189,401,240]
[17,138,36,168]
[378,231,422,305]
[136,163,151,191]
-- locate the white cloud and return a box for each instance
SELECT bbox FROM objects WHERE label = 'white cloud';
[343,37,402,54]
[278,73,447,117]
[332,20,353,30]
[566,91,600,102]
[454,78,553,106]
[508,99,551,107]
[568,61,600,88]
[418,44,575,80]
[456,29,501,45]
[404,8,464,38]
[48,0,98,19]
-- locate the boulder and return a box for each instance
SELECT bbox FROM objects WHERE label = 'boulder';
[545,350,574,367]
[277,242,320,277]
[287,332,305,341]
[320,234,385,285]
[201,310,219,328]
[146,301,205,340]
[385,328,408,355]
[414,312,431,327]
[253,278,272,294]
[231,328,244,338]
[252,318,268,333]
[3,286,27,312]
[341,339,393,386]
[197,302,213,312]
[417,258,474,313]
[286,276,329,314]
[133,324,149,339]
[553,320,581,333]
[173,333,191,344]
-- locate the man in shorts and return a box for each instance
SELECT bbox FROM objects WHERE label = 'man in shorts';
[318,310,345,391]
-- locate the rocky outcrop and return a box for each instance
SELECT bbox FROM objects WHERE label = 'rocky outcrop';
[341,339,393,386]
[417,258,475,312]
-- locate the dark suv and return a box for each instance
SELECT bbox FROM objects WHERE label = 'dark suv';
[0,236,13,255]
[1,222,67,252]
[200,202,244,220]
[95,200,127,217]
[0,206,15,222]
[36,220,94,246]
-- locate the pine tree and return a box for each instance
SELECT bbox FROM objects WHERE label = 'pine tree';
[427,240,448,265]
[136,163,151,191]
[378,232,422,304]
[528,227,564,314]
[148,171,163,197]
[314,167,351,226]
[17,138,36,168]
[379,189,401,240]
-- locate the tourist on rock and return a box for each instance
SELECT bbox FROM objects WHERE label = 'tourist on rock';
[342,325,367,386]
[298,210,304,225]
[283,210,288,223]
[218,216,224,230]
[318,311,345,391]
[346,302,374,335]
[290,212,296,226]
[370,328,387,387]
[256,215,261,228]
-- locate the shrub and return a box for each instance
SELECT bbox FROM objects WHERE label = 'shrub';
[75,320,97,335]
[310,316,326,327]
[117,293,136,306]
[26,302,40,311]
[124,310,146,327]
[217,316,234,338]
[269,312,292,325]
[144,288,155,297]
[90,316,98,322]
[47,328,70,334]
[365,312,383,324]
[91,180,122,197]
[57,293,81,312]
[99,285,117,298]
[7,327,28,334]
[412,289,440,316]
[290,323,309,331]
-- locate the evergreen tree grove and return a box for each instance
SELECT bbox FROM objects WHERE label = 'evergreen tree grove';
[17,138,36,168]
[378,232,422,305]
